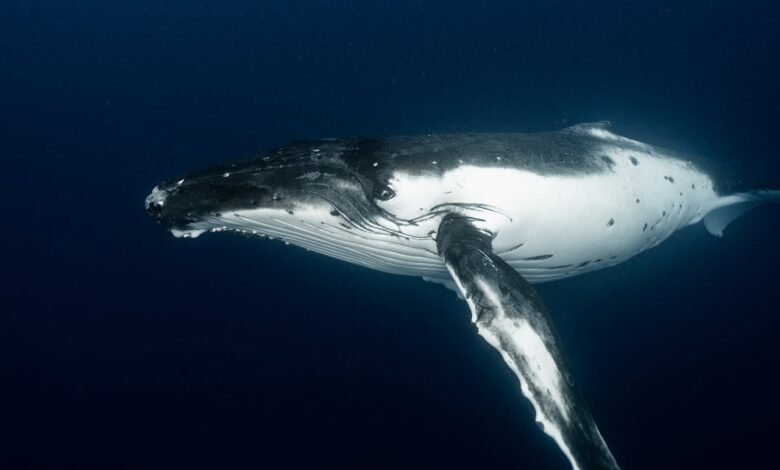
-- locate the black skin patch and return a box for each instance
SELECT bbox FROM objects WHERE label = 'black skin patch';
[636,198,640,203]
[643,223,648,231]
[664,176,675,183]
[600,155,616,169]
[287,210,295,215]
[607,218,615,227]
[692,184,696,190]
[337,127,619,184]
[577,261,591,268]
[505,242,525,252]
[630,156,639,166]
[662,211,666,216]
[523,254,554,261]
[329,210,340,216]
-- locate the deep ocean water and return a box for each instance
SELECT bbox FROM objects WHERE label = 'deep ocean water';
[2,1,779,468]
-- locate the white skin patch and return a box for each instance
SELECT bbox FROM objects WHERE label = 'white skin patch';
[476,278,570,420]
[378,143,732,283]
[145,186,168,207]
[479,326,579,469]
[181,206,448,277]
[469,275,578,469]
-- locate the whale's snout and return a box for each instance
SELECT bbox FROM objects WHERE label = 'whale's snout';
[144,154,347,239]
[145,185,168,220]
[145,139,391,240]
[145,181,207,236]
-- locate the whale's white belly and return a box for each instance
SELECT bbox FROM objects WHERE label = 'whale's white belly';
[381,146,721,283]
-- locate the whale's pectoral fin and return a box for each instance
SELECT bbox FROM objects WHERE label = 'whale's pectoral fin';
[436,215,619,470]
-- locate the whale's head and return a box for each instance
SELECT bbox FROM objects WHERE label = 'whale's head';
[145,139,407,242]
[145,136,515,275]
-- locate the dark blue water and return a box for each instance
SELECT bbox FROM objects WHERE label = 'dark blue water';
[2,1,779,468]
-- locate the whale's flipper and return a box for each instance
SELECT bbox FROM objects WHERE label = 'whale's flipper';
[436,215,619,470]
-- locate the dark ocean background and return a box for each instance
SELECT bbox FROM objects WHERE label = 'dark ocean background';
[2,1,779,468]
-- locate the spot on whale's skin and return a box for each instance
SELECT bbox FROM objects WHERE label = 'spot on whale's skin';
[664,176,675,183]
[630,156,639,166]
[577,261,591,268]
[504,242,525,252]
[607,218,615,227]
[524,254,554,261]
[600,155,616,169]
[636,198,640,204]
[643,223,648,232]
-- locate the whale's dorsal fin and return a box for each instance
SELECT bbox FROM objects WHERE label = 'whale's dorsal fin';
[436,215,620,470]
[564,121,612,133]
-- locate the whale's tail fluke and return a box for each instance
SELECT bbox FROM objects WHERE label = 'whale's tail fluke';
[704,187,780,237]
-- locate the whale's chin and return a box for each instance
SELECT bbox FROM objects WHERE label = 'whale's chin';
[170,228,207,239]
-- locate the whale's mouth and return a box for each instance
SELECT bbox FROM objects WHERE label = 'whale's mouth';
[144,181,286,239]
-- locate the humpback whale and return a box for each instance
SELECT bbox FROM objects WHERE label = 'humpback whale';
[146,122,778,469]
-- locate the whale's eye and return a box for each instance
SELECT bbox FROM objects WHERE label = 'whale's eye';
[377,187,395,201]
